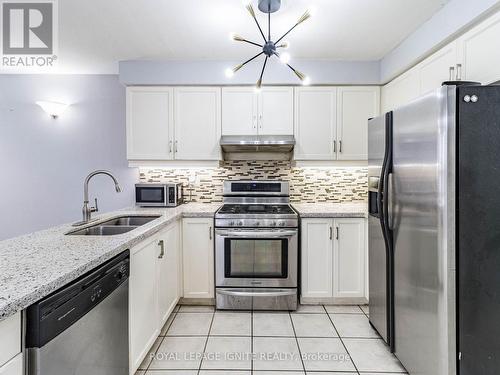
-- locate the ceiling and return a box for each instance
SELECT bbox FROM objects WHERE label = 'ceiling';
[8,0,451,73]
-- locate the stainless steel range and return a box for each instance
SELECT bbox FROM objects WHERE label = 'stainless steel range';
[215,180,298,311]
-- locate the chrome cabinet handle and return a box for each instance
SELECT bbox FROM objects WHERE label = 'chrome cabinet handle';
[456,63,462,81]
[174,140,178,153]
[259,114,263,129]
[169,141,173,153]
[253,115,257,129]
[329,226,333,240]
[449,66,455,81]
[339,140,342,153]
[209,226,212,240]
[336,227,339,240]
[333,140,337,153]
[158,239,165,259]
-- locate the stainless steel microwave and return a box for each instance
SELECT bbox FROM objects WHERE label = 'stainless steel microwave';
[135,183,183,207]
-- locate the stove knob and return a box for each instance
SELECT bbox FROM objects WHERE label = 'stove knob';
[271,221,276,227]
[279,222,285,227]
[238,221,243,226]
[229,221,235,226]
[255,222,260,226]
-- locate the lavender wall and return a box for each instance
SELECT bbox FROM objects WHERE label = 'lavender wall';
[0,74,137,240]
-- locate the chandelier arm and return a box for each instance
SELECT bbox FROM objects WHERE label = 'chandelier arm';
[249,14,267,42]
[275,23,300,45]
[260,56,268,82]
[240,51,265,69]
[238,39,263,48]
[268,10,271,41]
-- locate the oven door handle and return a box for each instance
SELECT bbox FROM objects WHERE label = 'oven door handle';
[215,230,297,238]
[216,289,296,297]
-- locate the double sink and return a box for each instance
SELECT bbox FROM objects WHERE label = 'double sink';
[67,215,161,236]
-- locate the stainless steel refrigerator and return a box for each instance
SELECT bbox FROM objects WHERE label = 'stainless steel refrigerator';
[368,83,500,375]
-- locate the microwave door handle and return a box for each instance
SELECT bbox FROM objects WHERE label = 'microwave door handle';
[216,230,297,238]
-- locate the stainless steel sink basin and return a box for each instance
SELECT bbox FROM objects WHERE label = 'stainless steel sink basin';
[99,215,160,226]
[66,215,161,236]
[68,225,138,236]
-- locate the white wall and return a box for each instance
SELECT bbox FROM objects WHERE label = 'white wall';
[0,74,137,240]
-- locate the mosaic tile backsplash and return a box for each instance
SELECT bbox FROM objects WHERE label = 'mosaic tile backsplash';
[139,161,368,203]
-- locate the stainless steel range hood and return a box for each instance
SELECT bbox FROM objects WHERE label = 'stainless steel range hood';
[220,135,295,160]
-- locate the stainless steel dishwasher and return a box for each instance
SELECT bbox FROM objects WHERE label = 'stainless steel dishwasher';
[25,250,129,375]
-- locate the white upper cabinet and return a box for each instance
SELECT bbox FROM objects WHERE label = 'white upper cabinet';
[419,42,458,95]
[458,11,500,85]
[337,87,379,160]
[294,87,337,160]
[258,87,294,135]
[126,87,173,160]
[382,11,500,112]
[222,87,257,135]
[221,87,293,136]
[174,87,221,160]
[381,68,420,112]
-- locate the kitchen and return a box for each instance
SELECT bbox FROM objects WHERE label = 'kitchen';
[1,1,500,375]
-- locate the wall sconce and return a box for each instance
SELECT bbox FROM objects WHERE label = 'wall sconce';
[36,101,69,119]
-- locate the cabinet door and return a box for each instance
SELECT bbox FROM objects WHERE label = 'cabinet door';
[182,218,214,299]
[381,68,420,112]
[0,354,22,375]
[258,87,294,135]
[222,87,257,135]
[157,222,180,327]
[333,218,366,298]
[130,237,159,371]
[301,219,334,298]
[419,42,457,95]
[459,11,500,84]
[126,87,173,160]
[294,87,337,160]
[337,87,379,161]
[174,87,221,160]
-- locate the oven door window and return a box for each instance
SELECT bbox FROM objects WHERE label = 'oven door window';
[224,238,288,278]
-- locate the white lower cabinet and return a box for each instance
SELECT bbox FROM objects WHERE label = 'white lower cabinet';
[129,221,180,374]
[0,354,22,375]
[182,218,214,299]
[157,221,180,327]
[301,217,367,303]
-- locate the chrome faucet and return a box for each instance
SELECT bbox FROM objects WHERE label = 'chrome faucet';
[73,170,121,226]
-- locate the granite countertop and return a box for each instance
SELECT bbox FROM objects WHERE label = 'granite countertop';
[0,201,367,321]
[292,202,368,218]
[0,203,220,321]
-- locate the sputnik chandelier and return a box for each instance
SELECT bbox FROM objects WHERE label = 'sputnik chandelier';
[225,0,312,89]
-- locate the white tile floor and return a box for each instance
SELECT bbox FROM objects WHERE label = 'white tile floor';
[137,304,407,375]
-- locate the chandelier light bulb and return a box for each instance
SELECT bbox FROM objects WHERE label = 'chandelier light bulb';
[280,41,290,49]
[302,76,311,86]
[280,52,291,64]
[225,68,235,78]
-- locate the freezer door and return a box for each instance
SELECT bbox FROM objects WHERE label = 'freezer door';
[392,86,456,375]
[368,115,389,343]
[457,85,500,375]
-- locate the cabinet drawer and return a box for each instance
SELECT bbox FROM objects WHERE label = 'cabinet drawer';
[0,312,21,367]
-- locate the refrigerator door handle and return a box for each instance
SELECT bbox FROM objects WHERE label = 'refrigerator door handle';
[387,172,394,230]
